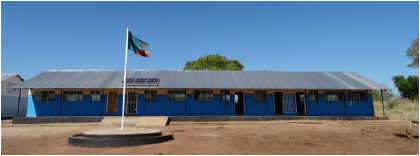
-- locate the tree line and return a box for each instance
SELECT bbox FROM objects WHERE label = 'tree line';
[390,38,418,100]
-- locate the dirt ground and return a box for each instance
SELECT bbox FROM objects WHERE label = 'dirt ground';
[1,120,419,155]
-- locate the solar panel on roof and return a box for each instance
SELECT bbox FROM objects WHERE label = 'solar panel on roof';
[121,78,159,86]
[145,78,159,85]
[134,78,147,84]
[121,78,136,85]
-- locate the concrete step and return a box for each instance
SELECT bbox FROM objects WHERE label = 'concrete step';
[134,117,168,127]
[101,116,168,127]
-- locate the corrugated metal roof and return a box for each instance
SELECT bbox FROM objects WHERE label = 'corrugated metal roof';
[1,74,24,82]
[12,70,389,90]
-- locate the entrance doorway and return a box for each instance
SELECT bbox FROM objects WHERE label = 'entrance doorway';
[126,92,137,115]
[283,94,296,116]
[274,92,283,115]
[296,92,306,116]
[107,92,117,114]
[235,92,244,115]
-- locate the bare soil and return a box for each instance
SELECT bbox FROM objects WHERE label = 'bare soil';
[1,120,419,155]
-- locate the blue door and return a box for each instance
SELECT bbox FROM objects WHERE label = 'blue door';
[283,94,296,116]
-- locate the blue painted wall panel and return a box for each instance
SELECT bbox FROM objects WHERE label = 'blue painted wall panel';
[101,94,108,116]
[266,94,274,116]
[306,94,345,116]
[32,95,61,116]
[226,94,235,116]
[145,95,185,116]
[137,94,145,116]
[345,94,374,116]
[60,95,102,116]
[186,94,226,116]
[26,91,375,117]
[26,95,36,117]
[244,94,266,116]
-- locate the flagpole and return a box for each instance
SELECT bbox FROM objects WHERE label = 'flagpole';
[121,27,129,131]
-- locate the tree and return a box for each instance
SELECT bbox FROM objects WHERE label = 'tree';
[392,75,419,100]
[183,54,244,71]
[406,38,419,68]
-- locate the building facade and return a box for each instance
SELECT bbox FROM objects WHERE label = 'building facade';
[1,74,28,118]
[14,70,388,117]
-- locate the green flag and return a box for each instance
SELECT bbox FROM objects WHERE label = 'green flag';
[128,31,149,57]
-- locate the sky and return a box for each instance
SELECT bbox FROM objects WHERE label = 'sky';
[1,1,419,92]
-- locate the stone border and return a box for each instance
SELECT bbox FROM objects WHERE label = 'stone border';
[168,116,389,122]
[68,133,174,148]
[12,116,104,124]
[82,131,163,139]
[12,116,388,124]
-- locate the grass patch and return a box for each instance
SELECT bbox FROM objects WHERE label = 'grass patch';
[374,99,419,119]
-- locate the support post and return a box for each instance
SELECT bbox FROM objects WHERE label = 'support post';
[185,89,187,116]
[16,89,22,117]
[265,90,268,116]
[59,89,63,116]
[101,89,105,116]
[381,89,385,117]
[224,89,227,116]
[121,27,129,131]
[144,90,147,116]
[344,90,347,116]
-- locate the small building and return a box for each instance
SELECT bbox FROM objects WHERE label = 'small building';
[13,70,388,117]
[1,74,29,118]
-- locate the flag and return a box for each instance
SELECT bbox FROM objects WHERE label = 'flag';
[128,31,149,57]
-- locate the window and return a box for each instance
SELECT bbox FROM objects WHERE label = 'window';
[324,91,343,101]
[90,90,101,101]
[350,91,367,101]
[221,90,230,101]
[347,91,352,101]
[360,91,367,101]
[145,90,157,102]
[34,91,55,102]
[254,91,267,102]
[167,90,186,101]
[193,90,213,101]
[63,91,83,101]
[309,90,318,101]
[353,91,360,101]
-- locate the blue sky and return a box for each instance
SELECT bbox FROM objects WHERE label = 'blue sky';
[2,1,419,92]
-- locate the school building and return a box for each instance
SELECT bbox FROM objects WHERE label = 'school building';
[13,70,388,117]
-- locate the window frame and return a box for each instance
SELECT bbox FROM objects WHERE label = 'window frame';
[324,91,343,102]
[90,90,101,102]
[221,90,230,101]
[145,90,157,102]
[167,90,186,101]
[309,90,319,101]
[349,90,368,102]
[33,91,55,102]
[353,91,361,101]
[193,90,213,101]
[254,91,267,102]
[62,90,83,102]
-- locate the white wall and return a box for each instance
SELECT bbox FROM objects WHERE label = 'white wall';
[1,76,28,118]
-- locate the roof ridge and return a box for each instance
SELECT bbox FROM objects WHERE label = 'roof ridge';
[44,69,358,73]
[1,74,19,75]
[12,70,388,90]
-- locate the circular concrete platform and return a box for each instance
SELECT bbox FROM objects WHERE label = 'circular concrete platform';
[69,128,173,147]
[82,128,162,138]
